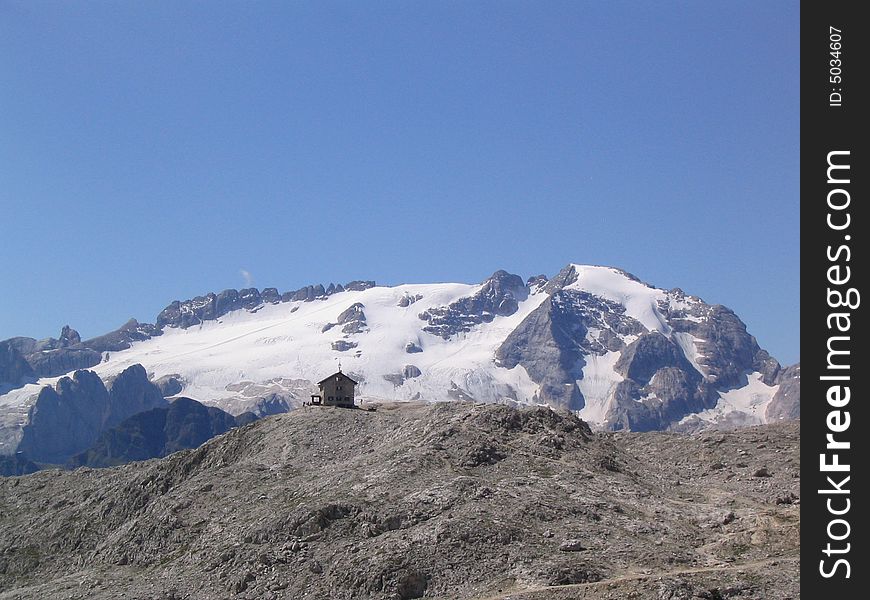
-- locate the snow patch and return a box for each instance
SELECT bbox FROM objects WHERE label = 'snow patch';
[566,265,670,333]
[684,372,778,426]
[577,351,622,425]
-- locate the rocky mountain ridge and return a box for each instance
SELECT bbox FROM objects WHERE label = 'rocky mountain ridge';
[1,264,799,466]
[0,401,800,599]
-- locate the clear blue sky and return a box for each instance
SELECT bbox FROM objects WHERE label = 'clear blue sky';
[0,1,799,364]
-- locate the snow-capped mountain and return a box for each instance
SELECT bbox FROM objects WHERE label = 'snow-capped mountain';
[0,264,799,463]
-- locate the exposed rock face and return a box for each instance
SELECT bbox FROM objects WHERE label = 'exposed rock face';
[344,280,376,292]
[766,363,801,421]
[0,403,800,599]
[383,365,423,387]
[25,347,103,379]
[70,397,248,468]
[666,303,770,389]
[156,281,375,328]
[17,370,111,464]
[337,303,367,334]
[496,264,797,430]
[402,365,422,379]
[84,319,163,353]
[322,303,368,334]
[397,293,423,307]
[1,263,797,439]
[0,340,35,389]
[496,295,586,410]
[104,364,168,428]
[261,287,280,304]
[15,364,166,464]
[153,374,184,397]
[419,270,528,339]
[59,325,81,347]
[614,332,695,384]
[332,340,358,352]
[4,326,103,378]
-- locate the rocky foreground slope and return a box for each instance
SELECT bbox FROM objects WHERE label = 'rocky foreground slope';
[0,402,799,599]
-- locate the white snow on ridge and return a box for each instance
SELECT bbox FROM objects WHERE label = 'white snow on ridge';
[683,372,778,426]
[566,265,670,334]
[576,351,622,425]
[0,282,548,414]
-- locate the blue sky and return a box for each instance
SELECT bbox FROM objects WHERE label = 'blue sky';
[0,1,799,364]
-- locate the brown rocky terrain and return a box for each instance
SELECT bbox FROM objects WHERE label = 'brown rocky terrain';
[0,402,799,599]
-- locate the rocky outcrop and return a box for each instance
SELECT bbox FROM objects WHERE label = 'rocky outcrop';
[261,288,280,304]
[104,364,168,428]
[337,303,367,334]
[323,303,368,335]
[669,304,766,389]
[15,364,166,464]
[25,347,102,379]
[420,270,528,339]
[344,280,376,292]
[0,340,35,389]
[332,340,358,352]
[3,326,103,379]
[766,363,800,421]
[397,293,423,307]
[70,397,247,469]
[156,280,375,328]
[153,374,184,397]
[495,294,586,410]
[83,318,163,353]
[383,365,423,387]
[17,370,111,464]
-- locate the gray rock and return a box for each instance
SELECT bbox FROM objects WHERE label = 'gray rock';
[337,303,366,325]
[405,342,423,354]
[25,347,102,378]
[383,373,406,387]
[59,325,81,347]
[239,288,262,309]
[84,319,163,353]
[332,341,358,352]
[419,270,528,339]
[261,288,281,304]
[153,374,184,397]
[397,294,423,308]
[344,280,376,292]
[15,364,166,464]
[495,294,586,410]
[402,365,422,379]
[106,364,169,428]
[766,363,800,421]
[559,539,586,552]
[614,332,697,385]
[0,340,36,389]
[0,403,800,599]
[18,370,111,463]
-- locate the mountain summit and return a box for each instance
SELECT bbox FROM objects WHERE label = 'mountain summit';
[0,264,799,464]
